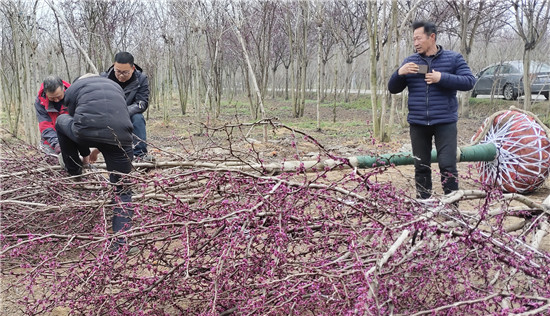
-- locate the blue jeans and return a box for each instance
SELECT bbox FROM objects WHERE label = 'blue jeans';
[410,122,458,199]
[131,113,147,157]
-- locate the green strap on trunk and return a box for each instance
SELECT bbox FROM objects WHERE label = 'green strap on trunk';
[354,143,497,168]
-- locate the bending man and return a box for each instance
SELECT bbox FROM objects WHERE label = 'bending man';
[34,75,70,154]
[55,74,134,254]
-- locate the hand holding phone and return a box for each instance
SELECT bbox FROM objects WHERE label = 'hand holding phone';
[417,64,428,74]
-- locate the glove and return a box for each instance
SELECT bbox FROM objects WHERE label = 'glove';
[128,104,139,116]
[128,101,147,116]
[137,100,146,111]
[54,144,61,154]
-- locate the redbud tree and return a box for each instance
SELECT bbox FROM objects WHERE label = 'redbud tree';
[1,122,549,315]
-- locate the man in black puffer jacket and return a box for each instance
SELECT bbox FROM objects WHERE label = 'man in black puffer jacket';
[55,74,134,254]
[101,51,151,161]
[388,21,476,200]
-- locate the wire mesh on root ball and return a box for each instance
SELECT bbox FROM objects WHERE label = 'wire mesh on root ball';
[472,108,550,193]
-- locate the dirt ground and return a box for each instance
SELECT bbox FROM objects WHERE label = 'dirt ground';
[146,97,550,203]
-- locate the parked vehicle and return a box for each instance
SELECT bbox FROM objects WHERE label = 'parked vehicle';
[471,60,550,100]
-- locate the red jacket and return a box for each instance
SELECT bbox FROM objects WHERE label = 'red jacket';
[34,80,70,149]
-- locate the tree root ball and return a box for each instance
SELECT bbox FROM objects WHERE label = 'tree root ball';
[473,109,550,193]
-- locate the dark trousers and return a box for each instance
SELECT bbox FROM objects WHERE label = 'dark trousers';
[56,114,134,235]
[410,122,458,199]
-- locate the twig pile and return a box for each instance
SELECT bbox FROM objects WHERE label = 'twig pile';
[1,122,549,315]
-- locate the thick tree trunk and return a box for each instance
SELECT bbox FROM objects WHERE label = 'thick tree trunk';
[321,60,327,102]
[271,67,277,99]
[378,1,391,142]
[9,12,23,138]
[234,19,267,140]
[242,65,255,119]
[284,65,289,100]
[18,10,39,145]
[388,0,398,136]
[333,68,338,123]
[344,60,352,103]
[522,52,532,110]
[298,1,308,118]
[367,2,379,139]
[192,31,203,134]
[316,23,322,131]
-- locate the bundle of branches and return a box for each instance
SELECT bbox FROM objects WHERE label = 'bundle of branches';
[1,123,549,315]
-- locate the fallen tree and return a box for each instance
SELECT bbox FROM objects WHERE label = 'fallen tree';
[1,122,549,315]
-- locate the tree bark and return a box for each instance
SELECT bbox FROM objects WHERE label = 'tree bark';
[298,1,308,118]
[367,2,379,139]
[388,0,398,136]
[316,5,323,131]
[233,8,267,141]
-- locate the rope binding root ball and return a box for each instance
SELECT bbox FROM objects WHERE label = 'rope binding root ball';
[471,107,550,193]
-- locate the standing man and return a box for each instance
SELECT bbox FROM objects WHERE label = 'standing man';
[34,75,70,155]
[388,21,476,200]
[101,51,152,161]
[55,74,134,254]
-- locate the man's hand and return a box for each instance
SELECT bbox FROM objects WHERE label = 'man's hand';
[128,101,146,116]
[425,69,441,85]
[88,148,101,164]
[54,144,61,154]
[398,62,420,76]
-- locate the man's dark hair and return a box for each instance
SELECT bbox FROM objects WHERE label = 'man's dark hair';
[412,21,437,39]
[43,75,64,93]
[114,52,134,66]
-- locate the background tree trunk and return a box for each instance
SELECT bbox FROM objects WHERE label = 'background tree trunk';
[316,3,324,131]
[367,2,380,140]
[232,5,267,141]
[5,1,40,144]
[511,0,550,110]
[298,1,309,118]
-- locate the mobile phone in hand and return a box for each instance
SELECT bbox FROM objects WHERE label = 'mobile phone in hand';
[417,64,428,74]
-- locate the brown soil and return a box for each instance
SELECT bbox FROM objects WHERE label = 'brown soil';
[147,97,550,203]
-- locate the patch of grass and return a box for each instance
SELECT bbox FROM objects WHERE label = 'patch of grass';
[284,118,368,138]
[467,97,550,108]
[467,97,515,107]
[208,95,378,121]
[278,105,293,112]
[466,97,550,119]
[219,99,250,115]
[321,96,372,110]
